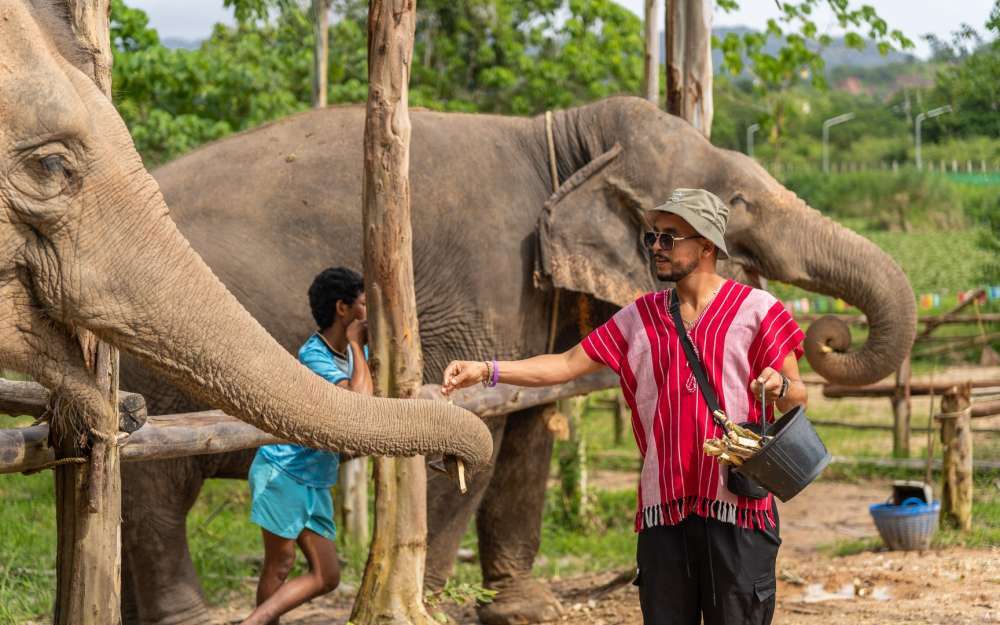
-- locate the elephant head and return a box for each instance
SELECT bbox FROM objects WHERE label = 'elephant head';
[537,97,915,385]
[0,2,491,466]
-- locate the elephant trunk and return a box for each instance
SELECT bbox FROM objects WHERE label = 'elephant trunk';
[756,195,916,386]
[72,186,492,467]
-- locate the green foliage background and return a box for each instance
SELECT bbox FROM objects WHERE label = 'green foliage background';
[111,0,999,169]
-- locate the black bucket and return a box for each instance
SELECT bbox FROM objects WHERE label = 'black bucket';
[736,406,831,502]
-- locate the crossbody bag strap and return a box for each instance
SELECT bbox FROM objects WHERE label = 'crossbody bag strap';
[668,292,728,429]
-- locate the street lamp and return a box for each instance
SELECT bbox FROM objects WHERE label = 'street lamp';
[746,123,760,158]
[915,105,953,170]
[822,112,855,174]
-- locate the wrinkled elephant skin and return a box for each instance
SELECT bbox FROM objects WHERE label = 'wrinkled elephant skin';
[120,98,916,624]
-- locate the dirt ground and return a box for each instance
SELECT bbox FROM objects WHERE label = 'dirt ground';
[208,479,1000,625]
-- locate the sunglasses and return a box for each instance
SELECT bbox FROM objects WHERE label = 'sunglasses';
[643,231,704,250]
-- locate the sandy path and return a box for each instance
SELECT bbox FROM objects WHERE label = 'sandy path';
[209,479,998,624]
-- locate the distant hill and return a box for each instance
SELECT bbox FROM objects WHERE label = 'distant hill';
[162,37,201,50]
[164,24,916,76]
[658,26,916,74]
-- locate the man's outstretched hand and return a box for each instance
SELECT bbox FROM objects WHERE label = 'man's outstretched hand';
[441,361,488,396]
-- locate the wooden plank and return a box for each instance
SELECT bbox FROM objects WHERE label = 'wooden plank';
[1,373,617,474]
[829,455,1000,471]
[0,411,285,475]
[811,419,1000,434]
[914,332,1000,357]
[793,312,999,326]
[0,379,147,432]
[0,424,52,473]
[973,399,1000,419]
[823,379,1000,398]
[0,378,48,416]
[419,370,619,418]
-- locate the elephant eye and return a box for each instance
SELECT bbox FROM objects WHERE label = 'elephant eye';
[11,147,79,201]
[40,155,72,178]
[730,194,754,214]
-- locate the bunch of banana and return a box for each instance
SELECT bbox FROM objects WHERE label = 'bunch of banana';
[702,409,768,466]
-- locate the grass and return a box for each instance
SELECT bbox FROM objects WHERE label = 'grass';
[0,464,56,624]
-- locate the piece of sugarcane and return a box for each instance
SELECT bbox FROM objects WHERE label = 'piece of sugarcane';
[705,408,772,465]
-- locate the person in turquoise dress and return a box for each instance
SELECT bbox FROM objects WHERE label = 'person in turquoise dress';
[240,267,371,625]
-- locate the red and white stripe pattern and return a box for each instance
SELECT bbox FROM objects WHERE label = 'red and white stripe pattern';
[581,280,805,531]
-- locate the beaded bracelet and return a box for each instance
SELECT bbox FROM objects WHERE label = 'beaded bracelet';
[481,361,492,388]
[490,359,500,388]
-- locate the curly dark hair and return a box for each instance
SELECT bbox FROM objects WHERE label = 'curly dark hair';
[308,267,364,331]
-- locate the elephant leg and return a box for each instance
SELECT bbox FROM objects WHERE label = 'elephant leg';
[122,457,211,625]
[476,404,562,625]
[425,415,507,591]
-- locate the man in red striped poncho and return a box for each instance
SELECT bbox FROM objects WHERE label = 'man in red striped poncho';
[442,188,808,625]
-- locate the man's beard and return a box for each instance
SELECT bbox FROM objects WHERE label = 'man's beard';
[656,255,699,283]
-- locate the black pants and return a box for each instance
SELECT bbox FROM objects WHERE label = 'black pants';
[635,511,780,625]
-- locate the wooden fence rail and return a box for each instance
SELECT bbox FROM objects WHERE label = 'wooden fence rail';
[823,379,1000,398]
[793,313,1000,326]
[0,371,619,475]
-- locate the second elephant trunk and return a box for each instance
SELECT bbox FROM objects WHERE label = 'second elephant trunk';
[762,201,916,386]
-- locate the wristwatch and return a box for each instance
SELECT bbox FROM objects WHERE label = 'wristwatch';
[778,374,789,399]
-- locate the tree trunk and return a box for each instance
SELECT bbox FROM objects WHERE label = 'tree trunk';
[350,1,432,623]
[642,0,659,103]
[938,384,973,531]
[312,0,330,108]
[664,0,713,136]
[53,3,121,623]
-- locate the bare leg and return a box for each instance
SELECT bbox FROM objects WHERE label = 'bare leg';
[254,529,297,624]
[241,529,340,625]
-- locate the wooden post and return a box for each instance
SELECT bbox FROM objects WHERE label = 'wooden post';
[642,0,659,103]
[664,0,713,136]
[937,383,973,531]
[52,3,121,623]
[892,353,911,458]
[337,458,369,545]
[350,1,432,623]
[312,0,331,108]
[614,391,627,446]
[556,397,589,525]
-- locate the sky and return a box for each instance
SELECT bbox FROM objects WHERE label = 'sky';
[130,0,995,59]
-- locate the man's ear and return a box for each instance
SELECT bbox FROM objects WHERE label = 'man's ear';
[534,144,656,307]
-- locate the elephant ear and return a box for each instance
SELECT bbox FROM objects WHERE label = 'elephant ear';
[35,1,114,96]
[535,143,656,307]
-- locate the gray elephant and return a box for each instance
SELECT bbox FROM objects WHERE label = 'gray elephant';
[120,97,916,624]
[0,0,491,610]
